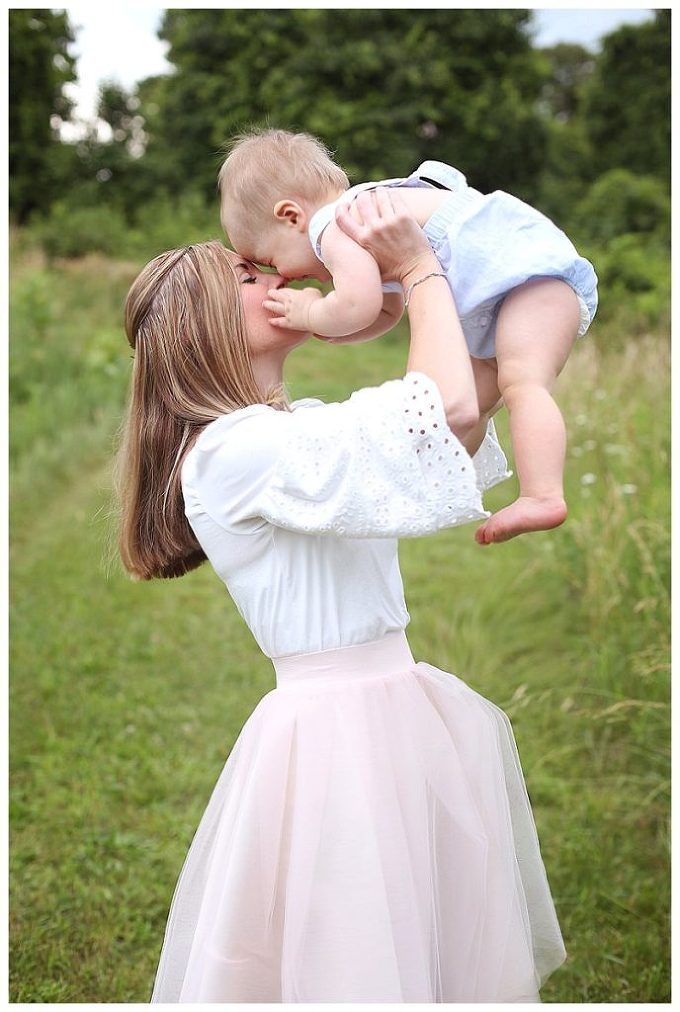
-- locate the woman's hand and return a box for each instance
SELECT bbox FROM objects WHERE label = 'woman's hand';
[334,188,435,285]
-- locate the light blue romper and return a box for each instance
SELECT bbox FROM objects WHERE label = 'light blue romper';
[308,160,599,359]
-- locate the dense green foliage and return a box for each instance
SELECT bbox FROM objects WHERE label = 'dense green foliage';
[9,9,670,333]
[9,9,77,222]
[584,11,671,182]
[9,240,670,1001]
[151,9,547,199]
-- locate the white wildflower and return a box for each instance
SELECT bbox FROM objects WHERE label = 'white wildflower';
[581,473,597,485]
[620,484,638,495]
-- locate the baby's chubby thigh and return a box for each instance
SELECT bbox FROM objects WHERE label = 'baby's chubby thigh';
[494,278,581,394]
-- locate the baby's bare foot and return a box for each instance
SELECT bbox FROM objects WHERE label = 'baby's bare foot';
[475,495,567,545]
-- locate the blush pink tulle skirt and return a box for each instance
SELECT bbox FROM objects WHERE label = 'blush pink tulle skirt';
[151,632,566,1003]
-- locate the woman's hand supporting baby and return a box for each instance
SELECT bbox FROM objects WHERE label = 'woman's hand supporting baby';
[334,189,433,286]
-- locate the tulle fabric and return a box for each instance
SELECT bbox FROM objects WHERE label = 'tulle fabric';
[151,633,565,1003]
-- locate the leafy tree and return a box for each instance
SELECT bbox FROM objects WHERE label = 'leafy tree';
[533,44,596,224]
[539,43,595,122]
[583,11,670,183]
[574,169,670,245]
[68,82,155,218]
[9,9,76,222]
[141,9,548,204]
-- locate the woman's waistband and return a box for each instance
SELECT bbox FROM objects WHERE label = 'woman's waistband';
[272,631,415,688]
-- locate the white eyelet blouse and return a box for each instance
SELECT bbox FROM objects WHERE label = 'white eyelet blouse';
[181,373,510,658]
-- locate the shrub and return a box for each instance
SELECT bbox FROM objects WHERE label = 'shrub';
[36,201,129,261]
[30,191,223,264]
[126,191,222,262]
[574,169,670,244]
[585,233,670,334]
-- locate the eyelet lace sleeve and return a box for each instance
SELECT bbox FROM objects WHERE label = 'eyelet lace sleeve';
[185,374,509,539]
[472,417,513,490]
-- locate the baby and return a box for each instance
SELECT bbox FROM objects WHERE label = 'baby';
[219,128,598,545]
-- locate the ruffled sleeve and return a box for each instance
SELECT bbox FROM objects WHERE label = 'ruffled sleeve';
[472,417,513,491]
[184,373,509,539]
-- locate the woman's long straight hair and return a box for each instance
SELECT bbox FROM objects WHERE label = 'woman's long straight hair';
[116,240,285,581]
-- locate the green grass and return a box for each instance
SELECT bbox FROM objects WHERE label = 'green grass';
[10,234,670,1002]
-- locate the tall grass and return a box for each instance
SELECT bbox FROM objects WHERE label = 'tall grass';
[9,236,670,1002]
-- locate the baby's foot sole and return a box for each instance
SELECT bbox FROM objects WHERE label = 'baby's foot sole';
[475,496,567,545]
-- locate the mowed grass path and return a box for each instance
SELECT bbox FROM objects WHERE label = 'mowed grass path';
[10,243,670,1002]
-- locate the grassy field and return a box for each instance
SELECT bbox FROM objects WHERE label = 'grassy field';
[9,234,670,1002]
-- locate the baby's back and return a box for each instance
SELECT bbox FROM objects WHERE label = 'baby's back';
[393,186,452,227]
[342,185,448,229]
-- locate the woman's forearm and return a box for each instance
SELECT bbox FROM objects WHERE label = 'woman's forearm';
[334,191,479,441]
[401,254,479,438]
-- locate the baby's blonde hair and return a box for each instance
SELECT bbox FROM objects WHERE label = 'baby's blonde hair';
[218,127,349,245]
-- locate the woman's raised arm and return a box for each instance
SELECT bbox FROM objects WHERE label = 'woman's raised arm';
[335,188,479,441]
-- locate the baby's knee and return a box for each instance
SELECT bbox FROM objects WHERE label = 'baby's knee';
[498,372,553,406]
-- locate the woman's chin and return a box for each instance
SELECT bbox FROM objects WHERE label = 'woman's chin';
[275,325,311,347]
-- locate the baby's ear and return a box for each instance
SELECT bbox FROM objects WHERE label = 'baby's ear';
[273,199,307,230]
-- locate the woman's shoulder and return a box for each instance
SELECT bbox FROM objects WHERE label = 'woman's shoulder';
[289,396,324,411]
[191,404,276,453]
[183,399,326,482]
[195,397,322,443]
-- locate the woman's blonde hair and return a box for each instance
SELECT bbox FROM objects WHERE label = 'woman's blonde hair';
[219,127,349,245]
[115,240,284,581]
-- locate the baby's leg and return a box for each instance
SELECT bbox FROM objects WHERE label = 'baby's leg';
[475,278,580,545]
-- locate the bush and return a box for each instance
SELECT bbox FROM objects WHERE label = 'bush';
[36,201,130,261]
[583,233,669,335]
[125,191,222,262]
[30,191,222,264]
[567,170,670,335]
[574,169,670,244]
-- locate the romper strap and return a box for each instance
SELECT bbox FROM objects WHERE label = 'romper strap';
[419,175,450,190]
[412,160,468,193]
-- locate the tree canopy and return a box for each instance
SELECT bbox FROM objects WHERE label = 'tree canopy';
[146,9,548,201]
[9,9,76,222]
[8,6,671,274]
[584,11,670,182]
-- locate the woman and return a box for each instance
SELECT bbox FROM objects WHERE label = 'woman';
[117,189,565,1002]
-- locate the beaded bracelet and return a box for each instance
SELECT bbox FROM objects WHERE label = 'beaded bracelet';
[403,271,448,307]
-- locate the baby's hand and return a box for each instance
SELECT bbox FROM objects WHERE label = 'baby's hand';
[264,286,323,331]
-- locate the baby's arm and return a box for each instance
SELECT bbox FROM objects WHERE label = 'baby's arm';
[324,291,404,344]
[269,220,390,338]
